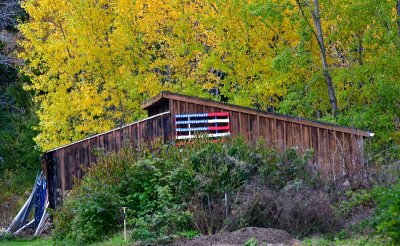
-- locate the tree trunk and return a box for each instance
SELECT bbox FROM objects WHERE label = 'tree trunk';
[306,0,338,114]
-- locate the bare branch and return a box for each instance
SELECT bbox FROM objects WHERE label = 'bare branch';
[0,0,22,68]
[0,0,21,29]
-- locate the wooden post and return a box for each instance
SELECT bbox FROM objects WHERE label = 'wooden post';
[122,207,127,243]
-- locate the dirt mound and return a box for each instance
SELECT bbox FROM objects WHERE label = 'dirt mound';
[174,227,299,246]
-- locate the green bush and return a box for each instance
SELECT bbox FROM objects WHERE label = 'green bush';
[54,184,122,243]
[373,182,400,244]
[337,180,400,244]
[53,138,316,243]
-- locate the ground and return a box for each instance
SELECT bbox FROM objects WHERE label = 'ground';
[173,227,299,246]
[0,228,387,245]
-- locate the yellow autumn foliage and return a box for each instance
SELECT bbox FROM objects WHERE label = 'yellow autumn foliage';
[19,0,400,150]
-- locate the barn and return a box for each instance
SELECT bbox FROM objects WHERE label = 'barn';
[41,91,372,209]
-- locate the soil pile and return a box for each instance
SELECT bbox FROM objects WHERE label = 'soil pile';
[174,227,300,246]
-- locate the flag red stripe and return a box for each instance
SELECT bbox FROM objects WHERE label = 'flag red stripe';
[208,126,230,131]
[208,112,229,117]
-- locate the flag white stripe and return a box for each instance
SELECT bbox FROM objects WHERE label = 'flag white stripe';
[176,132,231,140]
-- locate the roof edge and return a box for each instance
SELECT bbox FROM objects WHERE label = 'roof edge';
[142,92,168,110]
[45,111,171,154]
[141,91,372,138]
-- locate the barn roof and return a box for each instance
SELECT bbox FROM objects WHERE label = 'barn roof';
[142,91,373,138]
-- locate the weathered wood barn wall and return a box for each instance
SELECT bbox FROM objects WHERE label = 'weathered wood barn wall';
[42,92,372,209]
[41,112,171,209]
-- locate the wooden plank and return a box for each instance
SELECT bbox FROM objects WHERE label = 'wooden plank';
[67,147,74,190]
[204,105,213,112]
[250,114,257,144]
[321,129,329,178]
[283,121,287,149]
[335,131,344,171]
[276,120,284,150]
[317,128,322,172]
[135,122,140,144]
[151,117,157,140]
[81,139,89,168]
[115,129,122,151]
[298,124,304,153]
[173,99,180,115]
[195,103,203,113]
[179,101,186,115]
[240,113,249,141]
[302,125,311,152]
[310,127,318,164]
[292,123,301,150]
[329,130,337,177]
[285,122,291,148]
[91,136,100,164]
[188,102,196,114]
[264,118,273,147]
[113,130,119,152]
[344,133,352,170]
[107,131,114,152]
[57,149,66,194]
[238,112,242,137]
[97,134,105,151]
[231,111,240,137]
[350,133,357,169]
[76,143,82,180]
[153,93,371,137]
[157,116,162,142]
[122,125,130,146]
[358,135,365,168]
[259,116,267,146]
[214,106,223,113]
[163,114,170,142]
[169,99,175,140]
[139,121,143,144]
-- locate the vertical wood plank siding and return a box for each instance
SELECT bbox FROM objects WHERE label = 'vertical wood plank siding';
[43,92,370,209]
[168,98,366,185]
[43,112,171,209]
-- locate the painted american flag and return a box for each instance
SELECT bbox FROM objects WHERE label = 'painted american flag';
[175,112,230,140]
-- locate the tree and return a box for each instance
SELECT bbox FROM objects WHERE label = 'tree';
[19,0,301,150]
[19,0,400,151]
[296,0,338,114]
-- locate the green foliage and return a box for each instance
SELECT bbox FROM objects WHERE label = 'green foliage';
[244,237,258,246]
[54,184,122,244]
[0,73,39,171]
[338,190,374,217]
[337,181,400,244]
[53,139,314,244]
[0,236,53,246]
[372,182,400,244]
[301,235,387,246]
[176,230,200,239]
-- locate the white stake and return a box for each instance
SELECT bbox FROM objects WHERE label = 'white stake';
[122,207,127,243]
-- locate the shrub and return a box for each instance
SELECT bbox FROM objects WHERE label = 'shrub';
[276,182,339,236]
[53,184,122,244]
[373,182,400,244]
[53,138,317,243]
[225,180,339,238]
[337,180,400,244]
